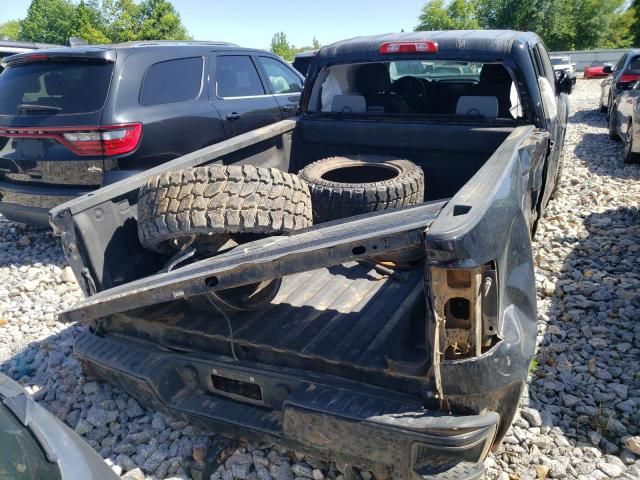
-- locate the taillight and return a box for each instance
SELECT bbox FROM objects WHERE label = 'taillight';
[619,74,640,83]
[62,124,142,156]
[379,41,438,54]
[0,123,142,156]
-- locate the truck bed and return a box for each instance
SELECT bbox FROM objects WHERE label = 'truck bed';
[99,261,429,392]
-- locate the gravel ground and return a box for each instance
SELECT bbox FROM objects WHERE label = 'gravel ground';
[1,78,640,480]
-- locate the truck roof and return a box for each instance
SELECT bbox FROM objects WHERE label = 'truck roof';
[317,30,539,58]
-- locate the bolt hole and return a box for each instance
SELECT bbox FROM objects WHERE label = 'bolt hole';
[205,276,219,288]
[352,246,366,255]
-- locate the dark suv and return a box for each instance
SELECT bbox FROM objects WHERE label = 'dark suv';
[0,41,304,225]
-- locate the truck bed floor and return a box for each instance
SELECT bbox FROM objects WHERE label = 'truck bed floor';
[103,261,429,386]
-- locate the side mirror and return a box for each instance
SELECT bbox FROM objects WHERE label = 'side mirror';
[556,70,573,95]
[603,65,613,74]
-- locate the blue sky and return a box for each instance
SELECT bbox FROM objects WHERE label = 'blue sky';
[1,0,426,49]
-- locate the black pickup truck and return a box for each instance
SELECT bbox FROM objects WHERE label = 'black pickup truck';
[51,31,570,480]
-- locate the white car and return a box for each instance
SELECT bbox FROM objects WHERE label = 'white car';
[550,55,576,76]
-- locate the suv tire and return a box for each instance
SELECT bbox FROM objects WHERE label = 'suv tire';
[608,107,620,141]
[137,165,313,253]
[298,155,424,223]
[624,123,639,164]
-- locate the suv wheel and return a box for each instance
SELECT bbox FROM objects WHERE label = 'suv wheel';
[608,107,620,140]
[624,123,639,164]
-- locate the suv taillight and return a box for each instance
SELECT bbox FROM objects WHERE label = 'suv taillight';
[0,123,142,156]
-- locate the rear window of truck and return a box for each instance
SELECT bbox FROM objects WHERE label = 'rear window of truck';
[309,60,523,120]
[0,61,113,115]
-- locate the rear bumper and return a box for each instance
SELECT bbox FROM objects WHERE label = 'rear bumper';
[75,331,497,480]
[0,181,93,226]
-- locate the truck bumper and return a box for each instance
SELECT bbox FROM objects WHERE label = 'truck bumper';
[0,181,93,227]
[75,331,497,480]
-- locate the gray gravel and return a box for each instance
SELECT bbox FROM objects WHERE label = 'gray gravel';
[1,78,640,480]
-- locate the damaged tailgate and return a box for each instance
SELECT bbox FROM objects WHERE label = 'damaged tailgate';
[60,200,447,324]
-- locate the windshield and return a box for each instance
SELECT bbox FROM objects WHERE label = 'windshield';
[589,61,605,67]
[389,60,483,81]
[0,61,113,115]
[550,57,570,65]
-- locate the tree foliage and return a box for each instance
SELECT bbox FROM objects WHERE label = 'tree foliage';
[0,20,21,40]
[270,32,322,61]
[416,0,638,50]
[416,0,479,30]
[16,0,190,45]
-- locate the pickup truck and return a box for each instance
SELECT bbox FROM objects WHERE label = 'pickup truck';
[51,31,570,480]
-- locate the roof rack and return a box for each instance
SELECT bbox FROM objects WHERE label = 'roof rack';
[115,40,238,48]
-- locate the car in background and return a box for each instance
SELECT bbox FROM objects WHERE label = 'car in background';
[0,373,118,479]
[0,40,58,73]
[550,55,575,76]
[608,80,640,163]
[0,41,304,226]
[292,49,317,76]
[583,61,612,79]
[599,49,640,114]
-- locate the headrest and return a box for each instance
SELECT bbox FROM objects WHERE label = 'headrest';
[44,73,65,96]
[479,64,511,84]
[456,96,498,118]
[331,94,366,113]
[355,63,391,95]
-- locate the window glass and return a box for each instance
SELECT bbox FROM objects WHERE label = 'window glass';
[0,61,113,114]
[389,60,483,81]
[140,57,203,106]
[614,54,627,71]
[628,56,640,72]
[311,60,522,119]
[258,57,302,94]
[216,56,265,97]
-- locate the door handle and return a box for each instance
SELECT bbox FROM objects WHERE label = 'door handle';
[282,105,296,112]
[226,112,241,121]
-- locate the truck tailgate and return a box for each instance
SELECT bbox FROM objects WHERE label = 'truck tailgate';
[60,199,447,324]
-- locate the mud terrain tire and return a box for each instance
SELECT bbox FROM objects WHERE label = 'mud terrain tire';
[298,155,424,223]
[137,164,313,252]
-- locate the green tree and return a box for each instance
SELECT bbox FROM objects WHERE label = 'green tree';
[0,20,21,40]
[101,0,142,43]
[416,0,479,30]
[69,0,110,44]
[603,6,636,49]
[136,0,190,40]
[270,31,293,60]
[632,0,640,47]
[311,37,321,50]
[20,0,75,44]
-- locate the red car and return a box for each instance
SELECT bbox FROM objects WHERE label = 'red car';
[584,61,612,79]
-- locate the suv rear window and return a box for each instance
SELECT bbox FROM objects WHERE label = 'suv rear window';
[0,62,113,115]
[140,57,203,106]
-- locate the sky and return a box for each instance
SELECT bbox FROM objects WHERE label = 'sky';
[0,0,426,50]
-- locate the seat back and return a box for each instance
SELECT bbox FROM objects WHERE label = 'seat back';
[331,94,366,113]
[455,96,499,118]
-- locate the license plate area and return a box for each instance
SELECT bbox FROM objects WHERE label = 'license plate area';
[209,369,264,405]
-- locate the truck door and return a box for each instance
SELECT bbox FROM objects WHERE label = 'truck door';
[531,43,565,210]
[255,56,303,118]
[209,54,281,138]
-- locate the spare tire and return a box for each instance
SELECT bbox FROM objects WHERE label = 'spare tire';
[137,164,313,253]
[298,155,424,223]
